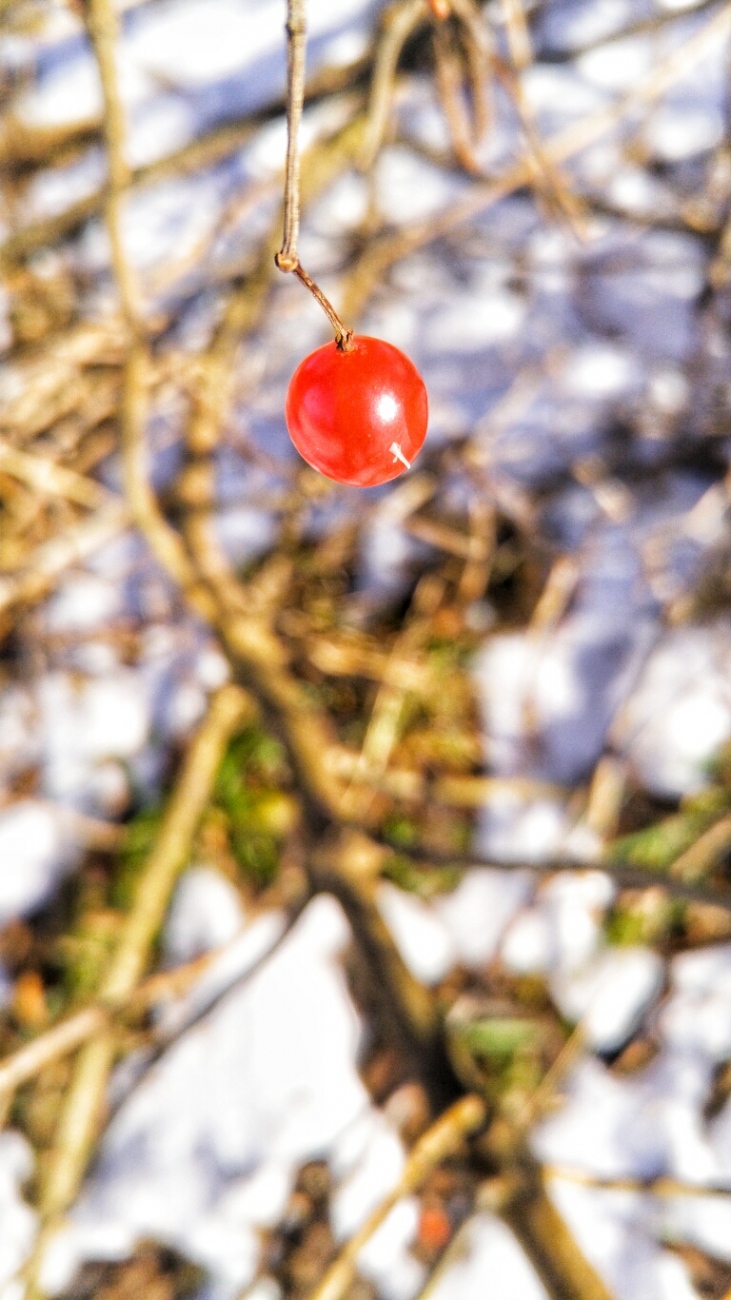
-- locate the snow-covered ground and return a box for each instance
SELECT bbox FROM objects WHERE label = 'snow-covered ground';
[2,0,731,1297]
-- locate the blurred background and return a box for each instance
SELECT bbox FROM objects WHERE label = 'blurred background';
[3,0,731,1297]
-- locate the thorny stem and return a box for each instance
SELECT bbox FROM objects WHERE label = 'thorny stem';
[275,0,355,349]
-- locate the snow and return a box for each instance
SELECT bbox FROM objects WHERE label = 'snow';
[43,897,372,1296]
[550,946,664,1052]
[35,892,429,1299]
[426,1213,548,1300]
[4,0,731,1297]
[0,1134,36,1300]
[0,802,75,926]
[163,867,246,963]
[621,625,731,798]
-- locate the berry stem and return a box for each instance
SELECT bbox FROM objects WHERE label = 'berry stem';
[275,0,355,351]
[293,262,354,351]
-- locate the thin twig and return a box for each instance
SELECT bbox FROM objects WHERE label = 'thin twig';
[341,2,731,321]
[500,0,532,71]
[84,0,220,629]
[0,441,111,509]
[433,19,483,174]
[360,0,427,170]
[86,0,142,336]
[547,1165,731,1199]
[273,0,354,346]
[433,0,493,174]
[496,0,590,237]
[276,0,308,272]
[0,501,129,620]
[308,1095,486,1300]
[292,262,354,348]
[0,1008,105,1103]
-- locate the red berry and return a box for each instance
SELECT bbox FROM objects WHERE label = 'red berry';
[417,1204,452,1253]
[285,335,428,487]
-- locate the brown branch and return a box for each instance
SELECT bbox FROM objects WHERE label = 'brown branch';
[503,1168,618,1300]
[84,0,222,625]
[84,0,215,615]
[273,0,355,344]
[119,342,216,611]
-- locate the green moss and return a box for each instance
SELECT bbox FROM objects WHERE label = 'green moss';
[215,728,287,808]
[382,814,419,848]
[214,727,293,887]
[382,855,461,898]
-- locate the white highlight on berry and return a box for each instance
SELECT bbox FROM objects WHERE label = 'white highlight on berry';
[377,394,398,422]
[389,442,411,470]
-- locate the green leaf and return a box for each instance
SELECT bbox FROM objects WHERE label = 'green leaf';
[608,786,730,872]
[461,1016,540,1062]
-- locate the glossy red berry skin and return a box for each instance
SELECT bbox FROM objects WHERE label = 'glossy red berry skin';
[285,335,428,487]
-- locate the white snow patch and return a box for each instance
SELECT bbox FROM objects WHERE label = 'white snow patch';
[426,1212,548,1300]
[551,946,664,1051]
[562,343,638,399]
[0,1133,36,1298]
[39,671,150,806]
[478,792,571,864]
[434,868,534,970]
[164,867,245,964]
[578,37,654,91]
[646,105,725,162]
[0,801,74,925]
[45,574,121,634]
[376,147,463,225]
[47,897,406,1298]
[502,872,615,976]
[427,291,526,353]
[621,623,731,798]
[547,1176,699,1300]
[660,945,731,1062]
[377,883,456,986]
